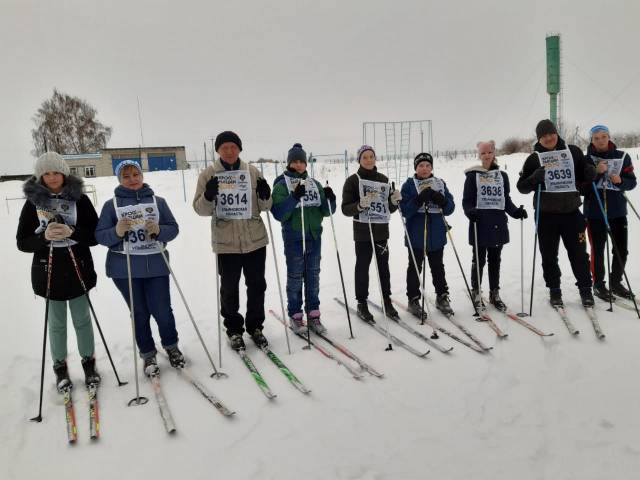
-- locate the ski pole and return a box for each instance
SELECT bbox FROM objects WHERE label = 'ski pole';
[30,242,54,423]
[300,182,311,350]
[124,238,148,407]
[259,163,291,354]
[157,245,227,378]
[603,188,613,312]
[420,207,428,325]
[623,192,640,222]
[398,204,436,338]
[440,209,479,316]
[326,181,354,338]
[65,240,127,386]
[473,221,483,315]
[529,184,542,316]
[592,183,640,318]
[214,252,223,367]
[517,205,528,317]
[366,190,393,351]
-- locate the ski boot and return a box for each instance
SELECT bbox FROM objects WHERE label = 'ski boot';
[407,297,427,320]
[579,288,595,308]
[289,312,306,334]
[436,293,454,316]
[166,346,186,369]
[611,282,634,300]
[357,302,374,323]
[81,356,101,386]
[143,354,160,377]
[489,289,507,312]
[383,297,399,319]
[470,289,483,311]
[53,360,72,392]
[549,288,563,308]
[250,328,269,349]
[593,283,614,303]
[307,310,327,334]
[228,333,246,351]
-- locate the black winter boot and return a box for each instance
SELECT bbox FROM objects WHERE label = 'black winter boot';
[357,302,374,323]
[549,289,564,308]
[81,357,101,386]
[166,346,186,368]
[53,360,72,392]
[489,289,507,312]
[580,288,595,308]
[383,297,399,319]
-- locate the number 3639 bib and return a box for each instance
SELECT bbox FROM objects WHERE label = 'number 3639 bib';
[536,149,576,193]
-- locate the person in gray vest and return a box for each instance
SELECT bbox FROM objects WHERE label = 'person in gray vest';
[193,131,273,351]
[517,120,597,308]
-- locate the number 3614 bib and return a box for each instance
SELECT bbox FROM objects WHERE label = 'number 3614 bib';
[216,170,252,220]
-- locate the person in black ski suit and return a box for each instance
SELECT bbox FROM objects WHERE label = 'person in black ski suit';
[463,140,527,311]
[583,125,636,301]
[16,152,100,391]
[341,145,401,321]
[516,119,597,307]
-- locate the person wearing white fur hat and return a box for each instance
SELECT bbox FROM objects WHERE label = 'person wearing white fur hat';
[17,151,101,391]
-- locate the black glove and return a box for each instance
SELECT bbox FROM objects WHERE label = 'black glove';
[416,188,433,205]
[292,182,306,200]
[528,167,546,186]
[584,163,597,182]
[467,208,478,222]
[256,177,271,200]
[513,206,528,219]
[204,176,219,201]
[430,190,446,208]
[323,186,336,202]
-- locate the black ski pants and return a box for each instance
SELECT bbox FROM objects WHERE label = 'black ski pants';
[470,245,503,292]
[217,247,267,336]
[354,240,391,302]
[537,210,592,290]
[406,246,449,300]
[587,216,628,287]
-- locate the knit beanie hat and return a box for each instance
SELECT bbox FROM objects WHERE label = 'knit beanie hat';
[287,143,307,165]
[414,152,434,170]
[357,145,376,163]
[115,159,143,179]
[590,124,610,138]
[535,119,558,140]
[215,131,243,152]
[34,151,70,181]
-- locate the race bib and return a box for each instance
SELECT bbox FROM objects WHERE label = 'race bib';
[414,177,445,214]
[216,170,252,220]
[114,197,161,255]
[476,170,505,210]
[36,199,78,248]
[355,177,390,224]
[537,149,576,193]
[593,156,624,191]
[284,176,321,208]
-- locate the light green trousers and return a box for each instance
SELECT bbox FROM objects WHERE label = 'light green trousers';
[48,295,95,362]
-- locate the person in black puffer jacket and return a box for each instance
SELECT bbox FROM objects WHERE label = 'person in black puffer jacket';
[341,145,401,321]
[16,152,100,391]
[463,140,526,312]
[516,119,597,308]
[582,125,636,301]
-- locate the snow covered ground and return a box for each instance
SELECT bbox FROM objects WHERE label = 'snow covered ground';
[1,151,640,480]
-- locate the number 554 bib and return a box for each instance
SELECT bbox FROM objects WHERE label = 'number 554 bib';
[536,149,576,193]
[114,197,161,255]
[216,170,252,220]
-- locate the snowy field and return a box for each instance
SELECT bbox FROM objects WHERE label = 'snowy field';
[1,151,640,480]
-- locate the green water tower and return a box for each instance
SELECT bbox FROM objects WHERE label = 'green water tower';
[546,34,561,130]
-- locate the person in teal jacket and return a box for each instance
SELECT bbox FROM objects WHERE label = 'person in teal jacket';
[271,143,336,334]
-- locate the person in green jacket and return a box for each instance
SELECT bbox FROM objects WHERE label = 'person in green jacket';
[271,143,337,334]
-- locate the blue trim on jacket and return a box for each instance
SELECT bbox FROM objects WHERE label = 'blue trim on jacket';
[95,184,179,279]
[399,175,455,252]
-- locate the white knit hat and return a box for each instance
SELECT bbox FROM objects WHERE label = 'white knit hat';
[34,152,70,180]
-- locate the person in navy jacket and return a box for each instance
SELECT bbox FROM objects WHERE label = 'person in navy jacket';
[462,140,527,311]
[95,160,183,376]
[583,125,637,301]
[399,152,455,316]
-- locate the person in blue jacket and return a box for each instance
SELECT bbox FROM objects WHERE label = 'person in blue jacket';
[399,152,455,317]
[462,140,527,311]
[583,125,637,301]
[95,160,183,376]
[271,143,337,334]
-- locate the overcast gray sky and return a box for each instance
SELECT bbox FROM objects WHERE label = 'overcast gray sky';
[1,0,639,174]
